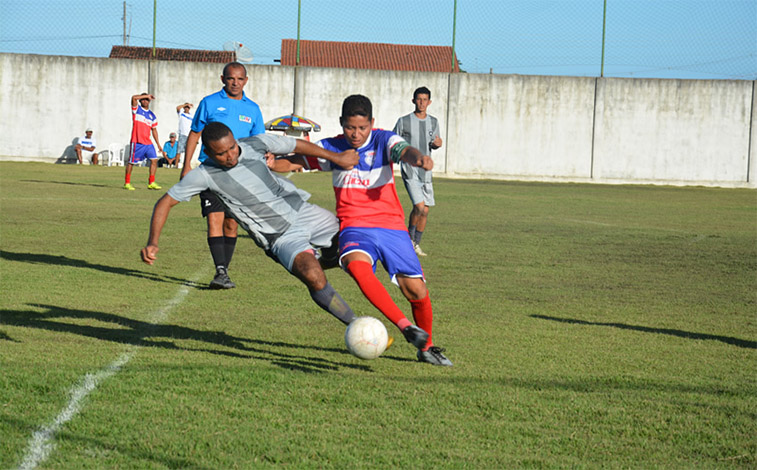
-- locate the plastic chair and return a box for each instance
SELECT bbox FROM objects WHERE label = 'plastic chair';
[107,143,126,167]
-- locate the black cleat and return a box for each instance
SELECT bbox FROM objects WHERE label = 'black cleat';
[401,324,430,350]
[209,268,236,289]
[417,346,453,366]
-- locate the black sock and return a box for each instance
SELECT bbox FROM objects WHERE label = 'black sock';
[309,283,356,325]
[408,225,417,242]
[223,236,237,270]
[207,237,226,272]
[414,230,423,245]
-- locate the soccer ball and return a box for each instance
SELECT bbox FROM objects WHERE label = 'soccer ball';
[345,316,389,360]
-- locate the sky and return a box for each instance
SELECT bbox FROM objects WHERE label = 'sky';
[0,0,755,80]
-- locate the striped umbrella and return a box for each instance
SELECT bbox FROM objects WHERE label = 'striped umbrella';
[264,114,321,132]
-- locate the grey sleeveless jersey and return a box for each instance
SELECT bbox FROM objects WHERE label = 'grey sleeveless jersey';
[167,134,310,250]
[393,113,439,182]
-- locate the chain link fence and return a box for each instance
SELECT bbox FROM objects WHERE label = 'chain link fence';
[1,0,755,80]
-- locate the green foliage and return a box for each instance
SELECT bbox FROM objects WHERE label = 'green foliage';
[1,163,755,468]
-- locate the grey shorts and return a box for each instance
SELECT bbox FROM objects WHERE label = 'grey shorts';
[403,177,435,206]
[177,134,188,153]
[270,203,340,272]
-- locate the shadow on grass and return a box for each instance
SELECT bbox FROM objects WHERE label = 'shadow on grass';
[1,250,199,287]
[21,179,110,188]
[3,415,215,470]
[531,314,756,349]
[1,303,376,373]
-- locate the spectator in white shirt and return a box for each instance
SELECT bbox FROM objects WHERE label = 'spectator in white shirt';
[75,128,97,165]
[176,102,194,167]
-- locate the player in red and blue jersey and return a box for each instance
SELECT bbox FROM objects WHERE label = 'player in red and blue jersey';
[268,95,452,366]
[124,92,164,190]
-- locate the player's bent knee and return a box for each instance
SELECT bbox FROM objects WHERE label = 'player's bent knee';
[397,276,428,300]
[292,251,327,290]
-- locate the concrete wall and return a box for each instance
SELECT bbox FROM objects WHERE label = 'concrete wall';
[0,54,147,162]
[445,73,596,180]
[593,78,754,185]
[0,53,754,188]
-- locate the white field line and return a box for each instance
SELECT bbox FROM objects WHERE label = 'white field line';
[18,270,205,470]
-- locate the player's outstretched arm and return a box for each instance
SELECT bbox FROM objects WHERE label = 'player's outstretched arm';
[141,194,180,265]
[400,145,433,171]
[267,154,306,173]
[294,139,359,169]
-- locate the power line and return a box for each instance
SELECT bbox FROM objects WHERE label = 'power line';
[0,35,122,43]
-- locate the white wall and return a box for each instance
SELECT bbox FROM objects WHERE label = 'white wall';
[445,73,596,180]
[593,78,753,185]
[0,53,754,188]
[0,54,147,162]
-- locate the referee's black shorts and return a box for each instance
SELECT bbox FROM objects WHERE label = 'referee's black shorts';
[199,190,230,217]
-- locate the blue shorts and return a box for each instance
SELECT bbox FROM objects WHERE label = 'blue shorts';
[338,227,424,285]
[128,143,158,164]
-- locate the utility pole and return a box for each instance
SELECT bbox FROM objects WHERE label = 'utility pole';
[451,0,457,72]
[296,0,301,65]
[600,0,607,77]
[152,0,157,58]
[122,1,127,46]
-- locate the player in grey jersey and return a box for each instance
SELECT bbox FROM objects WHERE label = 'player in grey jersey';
[393,86,443,257]
[140,122,362,326]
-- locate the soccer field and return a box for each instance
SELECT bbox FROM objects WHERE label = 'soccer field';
[1,162,755,468]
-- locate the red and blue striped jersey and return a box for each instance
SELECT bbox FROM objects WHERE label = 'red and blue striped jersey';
[314,129,409,231]
[131,106,158,145]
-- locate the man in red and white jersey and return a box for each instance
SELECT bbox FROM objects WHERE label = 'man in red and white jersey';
[124,92,165,190]
[268,95,452,366]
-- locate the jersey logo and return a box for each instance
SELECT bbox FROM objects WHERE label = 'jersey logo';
[204,200,212,207]
[216,107,227,112]
[363,151,375,166]
[344,171,371,187]
[239,115,252,123]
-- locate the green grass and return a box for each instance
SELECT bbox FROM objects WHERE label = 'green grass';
[1,162,755,469]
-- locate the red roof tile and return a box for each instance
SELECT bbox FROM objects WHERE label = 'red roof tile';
[280,39,460,72]
[109,46,235,63]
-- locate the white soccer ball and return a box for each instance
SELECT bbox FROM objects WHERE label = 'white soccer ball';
[345,316,389,360]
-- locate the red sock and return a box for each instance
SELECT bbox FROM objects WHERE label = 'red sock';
[410,294,434,350]
[346,260,411,330]
[149,175,155,184]
[125,174,131,184]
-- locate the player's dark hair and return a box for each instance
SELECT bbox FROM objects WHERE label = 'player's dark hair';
[222,61,247,78]
[202,121,233,144]
[413,86,431,100]
[341,94,373,120]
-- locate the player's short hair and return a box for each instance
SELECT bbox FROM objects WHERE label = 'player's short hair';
[202,122,233,145]
[222,61,247,78]
[413,87,431,100]
[341,94,372,121]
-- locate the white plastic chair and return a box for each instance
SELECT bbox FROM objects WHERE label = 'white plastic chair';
[107,143,126,167]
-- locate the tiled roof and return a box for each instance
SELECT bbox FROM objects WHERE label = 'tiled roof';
[109,46,235,63]
[280,39,460,73]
